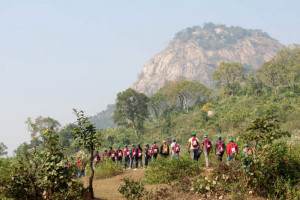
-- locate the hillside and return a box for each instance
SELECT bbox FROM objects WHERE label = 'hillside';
[90,104,116,129]
[131,23,283,95]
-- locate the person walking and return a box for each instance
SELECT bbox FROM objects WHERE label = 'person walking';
[188,133,200,161]
[151,140,159,160]
[129,144,136,169]
[242,144,253,172]
[116,146,123,165]
[76,154,86,178]
[102,148,108,161]
[170,138,180,159]
[144,143,152,168]
[226,139,238,163]
[93,151,101,170]
[135,143,143,169]
[215,136,226,162]
[108,147,116,162]
[201,134,212,168]
[160,141,170,158]
[123,144,130,169]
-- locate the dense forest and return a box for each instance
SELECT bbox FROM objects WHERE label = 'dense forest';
[0,45,299,199]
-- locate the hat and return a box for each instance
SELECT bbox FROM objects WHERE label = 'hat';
[104,148,107,152]
[229,139,233,142]
[132,144,135,147]
[125,144,128,147]
[145,143,149,146]
[118,145,120,148]
[204,134,208,138]
[217,136,222,139]
[192,133,196,136]
[153,140,156,143]
[163,140,166,143]
[137,142,140,145]
[172,138,176,142]
[77,154,81,158]
[244,144,248,147]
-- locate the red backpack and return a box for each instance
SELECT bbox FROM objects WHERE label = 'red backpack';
[117,149,123,158]
[231,144,238,155]
[192,137,198,148]
[147,147,152,156]
[218,140,224,153]
[111,150,115,158]
[131,147,136,157]
[204,139,212,150]
[124,148,130,156]
[174,143,180,153]
[152,144,158,154]
[137,148,142,158]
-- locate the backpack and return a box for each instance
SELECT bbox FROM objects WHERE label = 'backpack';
[162,144,168,154]
[147,147,152,156]
[124,148,130,156]
[117,150,123,158]
[137,148,142,158]
[131,148,136,157]
[111,151,115,158]
[174,143,180,153]
[152,144,158,154]
[94,155,100,163]
[204,138,212,150]
[192,137,198,148]
[218,140,224,153]
[231,144,238,155]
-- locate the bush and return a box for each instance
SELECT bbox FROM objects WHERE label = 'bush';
[145,154,201,184]
[94,160,123,179]
[118,178,149,200]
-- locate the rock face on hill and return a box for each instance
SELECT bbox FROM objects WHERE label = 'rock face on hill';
[131,23,283,95]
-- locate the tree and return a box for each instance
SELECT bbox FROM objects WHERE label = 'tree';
[148,91,168,119]
[0,142,8,157]
[26,116,61,138]
[58,123,79,155]
[161,80,211,112]
[114,88,149,136]
[212,62,246,95]
[73,109,102,199]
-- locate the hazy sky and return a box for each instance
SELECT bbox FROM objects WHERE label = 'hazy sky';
[1,0,299,155]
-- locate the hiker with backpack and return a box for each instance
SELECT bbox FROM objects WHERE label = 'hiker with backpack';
[129,144,136,169]
[170,138,180,159]
[188,133,200,161]
[123,144,130,169]
[108,147,116,162]
[201,134,212,168]
[76,154,86,178]
[102,148,108,161]
[135,143,143,169]
[160,141,170,158]
[116,146,123,165]
[151,140,159,160]
[226,139,238,163]
[242,144,253,172]
[93,151,101,170]
[215,136,226,162]
[144,143,152,168]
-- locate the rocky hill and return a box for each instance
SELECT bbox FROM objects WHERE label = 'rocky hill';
[131,23,283,95]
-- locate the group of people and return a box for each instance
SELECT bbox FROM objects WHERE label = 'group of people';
[188,133,253,168]
[76,133,253,177]
[92,138,181,170]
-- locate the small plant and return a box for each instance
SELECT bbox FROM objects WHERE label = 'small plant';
[118,178,149,200]
[145,154,200,184]
[94,160,123,179]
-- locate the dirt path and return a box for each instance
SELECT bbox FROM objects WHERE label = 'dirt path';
[83,169,149,200]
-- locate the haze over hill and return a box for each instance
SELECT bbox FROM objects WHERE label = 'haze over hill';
[131,23,283,95]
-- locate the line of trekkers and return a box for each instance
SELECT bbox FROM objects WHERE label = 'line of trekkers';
[76,133,253,176]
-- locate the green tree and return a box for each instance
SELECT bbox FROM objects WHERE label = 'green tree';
[148,91,167,119]
[114,88,149,136]
[73,109,102,199]
[212,62,246,95]
[161,80,211,112]
[26,116,61,138]
[0,142,8,157]
[58,123,79,155]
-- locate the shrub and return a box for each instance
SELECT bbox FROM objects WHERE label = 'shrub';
[94,160,123,179]
[145,154,201,184]
[118,178,149,200]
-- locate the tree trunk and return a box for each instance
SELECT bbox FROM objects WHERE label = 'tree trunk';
[132,122,138,137]
[89,150,94,199]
